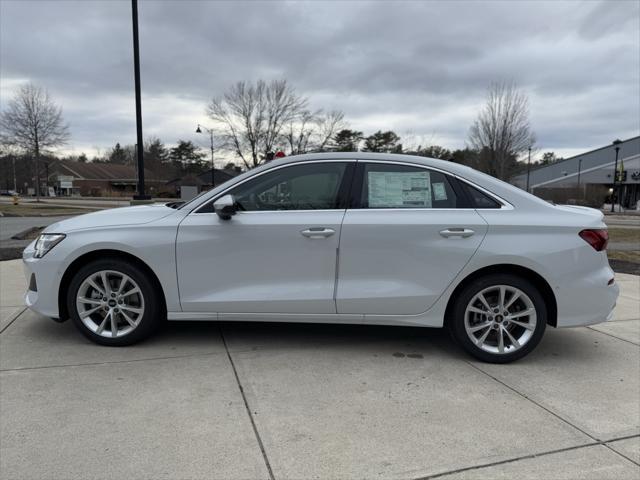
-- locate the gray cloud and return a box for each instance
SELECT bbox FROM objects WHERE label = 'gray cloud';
[1,0,638,160]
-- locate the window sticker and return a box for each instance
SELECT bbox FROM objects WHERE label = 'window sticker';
[368,171,432,207]
[432,182,447,201]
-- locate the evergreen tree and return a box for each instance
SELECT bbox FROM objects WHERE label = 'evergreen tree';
[109,143,128,164]
[331,129,364,152]
[169,140,207,175]
[144,138,169,172]
[363,130,402,153]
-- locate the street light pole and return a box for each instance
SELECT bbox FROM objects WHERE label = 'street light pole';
[611,139,622,213]
[196,124,215,189]
[577,158,582,196]
[209,130,214,188]
[525,146,532,193]
[12,156,17,192]
[131,0,149,200]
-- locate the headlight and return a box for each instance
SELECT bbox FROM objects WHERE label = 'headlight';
[34,233,66,258]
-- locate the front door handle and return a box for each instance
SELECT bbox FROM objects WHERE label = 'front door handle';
[301,227,336,238]
[439,228,475,238]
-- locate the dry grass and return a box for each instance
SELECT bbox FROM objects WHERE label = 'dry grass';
[608,228,640,244]
[608,250,640,263]
[0,203,93,216]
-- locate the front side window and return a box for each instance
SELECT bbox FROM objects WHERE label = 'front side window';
[224,162,348,212]
[357,163,460,208]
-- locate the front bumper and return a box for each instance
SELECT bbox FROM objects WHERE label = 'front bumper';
[23,241,64,319]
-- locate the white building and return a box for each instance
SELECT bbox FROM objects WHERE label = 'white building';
[511,136,640,209]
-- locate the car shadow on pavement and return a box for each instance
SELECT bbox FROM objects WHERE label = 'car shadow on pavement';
[162,320,626,369]
[3,312,622,368]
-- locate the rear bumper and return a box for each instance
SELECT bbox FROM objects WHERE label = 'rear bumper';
[555,264,619,328]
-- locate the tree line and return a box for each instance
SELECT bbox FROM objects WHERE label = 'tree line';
[1,79,560,196]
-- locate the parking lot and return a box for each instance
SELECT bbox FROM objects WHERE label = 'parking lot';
[0,258,638,479]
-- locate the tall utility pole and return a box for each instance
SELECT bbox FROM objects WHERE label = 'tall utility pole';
[525,146,532,193]
[611,139,622,212]
[35,139,40,201]
[12,156,17,192]
[45,162,49,195]
[131,0,149,200]
[576,158,582,195]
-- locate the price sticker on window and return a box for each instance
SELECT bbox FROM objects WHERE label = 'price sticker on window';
[432,182,447,201]
[368,171,432,207]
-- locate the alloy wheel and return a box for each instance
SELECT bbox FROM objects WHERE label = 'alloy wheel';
[75,270,145,338]
[463,284,537,355]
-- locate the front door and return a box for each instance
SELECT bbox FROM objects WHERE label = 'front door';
[176,161,354,314]
[336,161,488,315]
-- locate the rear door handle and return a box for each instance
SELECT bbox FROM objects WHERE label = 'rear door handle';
[439,228,475,238]
[301,227,336,238]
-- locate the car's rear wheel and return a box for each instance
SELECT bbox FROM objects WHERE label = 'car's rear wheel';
[67,259,162,346]
[448,274,546,363]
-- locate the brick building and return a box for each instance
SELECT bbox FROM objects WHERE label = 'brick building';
[47,160,166,197]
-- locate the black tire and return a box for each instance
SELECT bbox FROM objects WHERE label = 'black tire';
[448,273,547,363]
[67,258,163,346]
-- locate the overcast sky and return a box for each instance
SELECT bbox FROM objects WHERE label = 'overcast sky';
[1,0,638,163]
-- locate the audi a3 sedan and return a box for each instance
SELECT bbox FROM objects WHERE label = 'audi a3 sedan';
[23,153,619,362]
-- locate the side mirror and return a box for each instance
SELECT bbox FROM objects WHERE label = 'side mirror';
[213,194,236,220]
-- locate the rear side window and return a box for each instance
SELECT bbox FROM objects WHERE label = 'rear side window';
[356,163,461,209]
[460,182,502,209]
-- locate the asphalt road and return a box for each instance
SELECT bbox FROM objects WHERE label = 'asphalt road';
[0,216,72,241]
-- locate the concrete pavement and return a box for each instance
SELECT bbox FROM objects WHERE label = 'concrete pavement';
[0,259,638,479]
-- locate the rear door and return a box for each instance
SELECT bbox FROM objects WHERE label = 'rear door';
[336,161,488,315]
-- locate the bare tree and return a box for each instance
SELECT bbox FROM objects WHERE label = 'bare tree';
[0,83,70,200]
[284,109,317,155]
[207,80,307,169]
[468,81,535,180]
[315,110,346,152]
[284,109,346,155]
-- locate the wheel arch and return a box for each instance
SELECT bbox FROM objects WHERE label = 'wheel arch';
[58,249,167,321]
[444,264,558,327]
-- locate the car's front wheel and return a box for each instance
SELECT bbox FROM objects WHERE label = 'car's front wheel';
[448,273,547,363]
[67,259,162,346]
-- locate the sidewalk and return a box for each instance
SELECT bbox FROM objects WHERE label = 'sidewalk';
[1,259,638,479]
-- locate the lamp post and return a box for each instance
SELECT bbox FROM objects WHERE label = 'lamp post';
[525,146,532,193]
[196,124,215,188]
[12,156,17,192]
[131,0,149,200]
[611,139,622,212]
[577,158,582,198]
[45,162,49,196]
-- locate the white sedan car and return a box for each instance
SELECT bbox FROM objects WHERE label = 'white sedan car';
[23,153,618,363]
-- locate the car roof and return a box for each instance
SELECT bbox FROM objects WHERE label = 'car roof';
[269,151,464,171]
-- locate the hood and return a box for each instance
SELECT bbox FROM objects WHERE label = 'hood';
[44,203,176,233]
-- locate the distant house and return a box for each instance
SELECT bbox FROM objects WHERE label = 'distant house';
[166,166,243,198]
[47,160,166,197]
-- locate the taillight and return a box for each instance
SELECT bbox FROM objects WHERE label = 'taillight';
[579,229,609,251]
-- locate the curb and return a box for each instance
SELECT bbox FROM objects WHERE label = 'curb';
[0,247,26,261]
[11,226,45,240]
[0,212,85,217]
